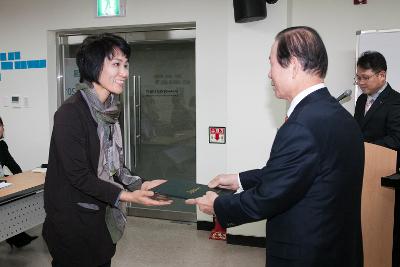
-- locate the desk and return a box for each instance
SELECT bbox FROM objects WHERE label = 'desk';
[0,171,45,242]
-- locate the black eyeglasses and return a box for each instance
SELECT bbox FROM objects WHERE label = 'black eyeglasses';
[353,72,380,85]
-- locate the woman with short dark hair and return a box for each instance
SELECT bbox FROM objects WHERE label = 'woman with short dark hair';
[42,33,172,267]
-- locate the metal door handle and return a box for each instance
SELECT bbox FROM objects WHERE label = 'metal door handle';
[124,76,132,170]
[132,75,137,169]
[137,75,142,157]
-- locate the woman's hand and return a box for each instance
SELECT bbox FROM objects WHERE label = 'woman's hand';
[119,190,172,206]
[119,179,172,206]
[141,179,167,190]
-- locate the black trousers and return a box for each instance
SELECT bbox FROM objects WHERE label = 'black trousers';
[51,259,111,267]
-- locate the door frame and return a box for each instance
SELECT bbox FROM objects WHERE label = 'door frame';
[56,22,195,105]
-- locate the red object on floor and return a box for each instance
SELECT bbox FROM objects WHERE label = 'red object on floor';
[209,217,226,241]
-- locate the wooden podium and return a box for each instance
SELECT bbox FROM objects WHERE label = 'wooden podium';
[362,143,397,267]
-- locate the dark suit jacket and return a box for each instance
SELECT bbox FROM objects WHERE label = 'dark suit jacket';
[214,88,364,267]
[0,139,22,174]
[354,84,400,167]
[42,92,122,267]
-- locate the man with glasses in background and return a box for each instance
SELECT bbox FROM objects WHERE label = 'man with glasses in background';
[354,50,400,267]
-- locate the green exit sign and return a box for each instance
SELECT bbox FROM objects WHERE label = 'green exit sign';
[96,0,126,17]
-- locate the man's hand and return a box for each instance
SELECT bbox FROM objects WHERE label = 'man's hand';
[185,191,218,215]
[208,174,240,191]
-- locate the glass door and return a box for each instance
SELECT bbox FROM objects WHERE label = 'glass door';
[57,26,197,222]
[123,29,197,221]
[57,35,88,103]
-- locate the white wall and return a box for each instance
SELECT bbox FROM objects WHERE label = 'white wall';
[0,0,286,236]
[290,0,400,113]
[224,0,288,237]
[0,0,235,173]
[1,0,399,238]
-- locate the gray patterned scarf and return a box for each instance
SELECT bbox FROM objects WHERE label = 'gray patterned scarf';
[78,82,142,243]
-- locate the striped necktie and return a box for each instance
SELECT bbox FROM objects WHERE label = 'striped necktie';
[364,98,375,115]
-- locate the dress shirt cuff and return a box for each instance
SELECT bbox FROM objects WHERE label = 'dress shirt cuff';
[237,174,244,193]
[115,190,123,207]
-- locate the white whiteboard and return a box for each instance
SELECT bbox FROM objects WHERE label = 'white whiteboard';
[356,29,400,99]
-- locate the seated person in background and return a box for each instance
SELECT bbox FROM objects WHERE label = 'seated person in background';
[0,116,38,248]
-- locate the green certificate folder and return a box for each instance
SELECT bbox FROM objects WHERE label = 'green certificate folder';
[152,179,233,199]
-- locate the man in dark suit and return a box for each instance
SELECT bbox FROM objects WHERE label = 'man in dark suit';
[187,26,364,267]
[353,51,400,267]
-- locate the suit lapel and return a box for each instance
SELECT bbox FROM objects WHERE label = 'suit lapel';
[361,85,392,128]
[354,95,367,124]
